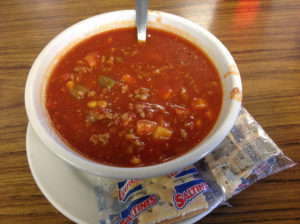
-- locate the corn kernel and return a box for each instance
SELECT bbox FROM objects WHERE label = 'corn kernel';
[98,100,107,108]
[87,101,97,108]
[130,156,141,164]
[66,80,74,90]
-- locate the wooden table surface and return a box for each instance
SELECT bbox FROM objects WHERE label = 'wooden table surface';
[1,0,299,223]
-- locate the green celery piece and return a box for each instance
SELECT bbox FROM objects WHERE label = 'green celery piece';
[98,75,116,88]
[116,57,123,62]
[70,84,89,99]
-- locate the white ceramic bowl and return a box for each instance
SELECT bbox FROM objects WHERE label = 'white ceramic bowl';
[25,10,242,179]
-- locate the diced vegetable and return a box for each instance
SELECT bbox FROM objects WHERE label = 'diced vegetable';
[191,98,208,110]
[122,74,136,85]
[106,56,114,65]
[88,91,96,97]
[87,101,97,108]
[98,75,116,88]
[130,156,141,165]
[136,120,157,135]
[69,84,89,99]
[125,132,136,140]
[101,55,106,63]
[116,57,123,62]
[66,80,74,90]
[84,52,99,67]
[98,100,107,108]
[153,126,173,140]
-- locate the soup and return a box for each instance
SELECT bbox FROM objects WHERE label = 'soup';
[45,27,222,167]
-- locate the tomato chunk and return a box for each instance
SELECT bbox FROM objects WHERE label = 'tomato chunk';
[136,120,157,135]
[153,126,173,140]
[84,52,99,67]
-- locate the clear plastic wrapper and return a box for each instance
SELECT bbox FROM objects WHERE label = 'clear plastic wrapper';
[205,108,295,199]
[94,107,295,223]
[94,166,224,224]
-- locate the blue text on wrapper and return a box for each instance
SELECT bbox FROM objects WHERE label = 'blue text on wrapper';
[170,167,198,178]
[118,194,158,224]
[173,179,210,210]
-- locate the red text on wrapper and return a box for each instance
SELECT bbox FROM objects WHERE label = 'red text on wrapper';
[118,179,142,202]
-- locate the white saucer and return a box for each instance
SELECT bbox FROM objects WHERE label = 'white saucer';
[26,123,219,224]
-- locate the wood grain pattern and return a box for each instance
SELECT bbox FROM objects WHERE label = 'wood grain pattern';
[0,0,299,223]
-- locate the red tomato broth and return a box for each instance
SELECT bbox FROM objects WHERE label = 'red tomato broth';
[45,27,223,167]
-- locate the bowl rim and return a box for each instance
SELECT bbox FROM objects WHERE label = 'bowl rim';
[25,10,242,179]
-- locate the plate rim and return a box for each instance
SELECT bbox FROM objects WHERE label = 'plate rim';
[26,122,221,224]
[26,123,87,224]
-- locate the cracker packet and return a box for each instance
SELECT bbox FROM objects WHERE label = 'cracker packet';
[204,108,295,199]
[94,108,295,223]
[94,165,224,224]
